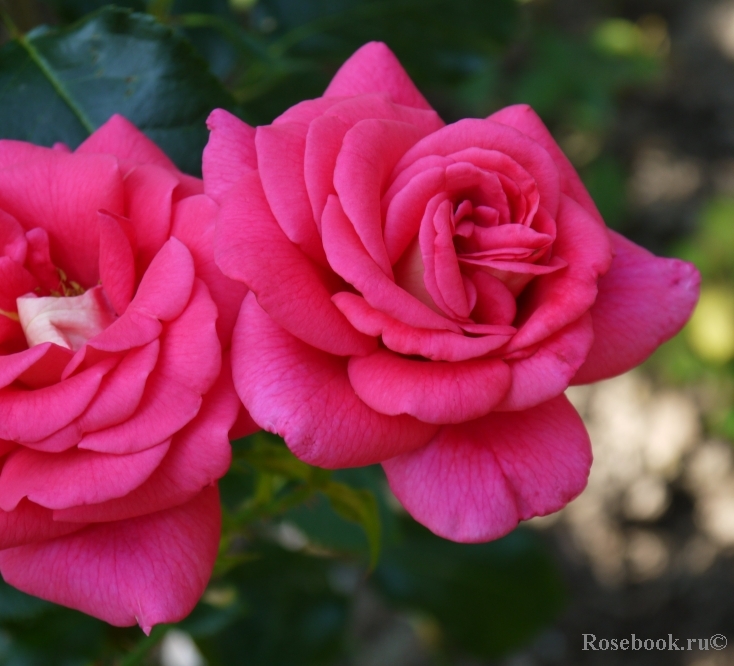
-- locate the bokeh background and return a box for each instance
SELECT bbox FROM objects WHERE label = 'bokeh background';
[1,0,734,664]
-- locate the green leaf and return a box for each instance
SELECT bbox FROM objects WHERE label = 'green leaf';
[0,6,236,174]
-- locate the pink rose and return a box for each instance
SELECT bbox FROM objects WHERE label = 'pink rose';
[0,116,253,631]
[210,43,700,542]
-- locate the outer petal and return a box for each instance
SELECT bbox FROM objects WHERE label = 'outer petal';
[215,171,376,357]
[383,395,591,542]
[203,109,257,203]
[572,231,700,384]
[348,350,511,424]
[324,42,433,111]
[75,115,178,172]
[0,499,83,549]
[233,294,437,468]
[0,486,221,632]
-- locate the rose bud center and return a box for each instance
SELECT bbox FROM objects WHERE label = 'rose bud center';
[16,285,116,351]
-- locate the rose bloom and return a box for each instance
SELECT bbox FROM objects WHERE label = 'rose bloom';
[210,43,700,543]
[0,116,252,630]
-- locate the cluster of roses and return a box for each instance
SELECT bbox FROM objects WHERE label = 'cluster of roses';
[0,44,699,631]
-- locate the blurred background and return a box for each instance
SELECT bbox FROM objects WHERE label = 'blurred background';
[1,0,734,664]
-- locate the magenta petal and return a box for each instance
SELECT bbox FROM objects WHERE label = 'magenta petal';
[215,171,375,357]
[394,118,562,219]
[255,123,328,265]
[573,231,700,384]
[0,499,83,549]
[171,194,248,346]
[0,359,114,442]
[348,350,511,423]
[0,153,124,286]
[333,292,513,361]
[56,357,238,523]
[497,313,593,411]
[383,395,591,542]
[234,294,437,468]
[77,370,202,455]
[488,104,604,225]
[0,344,72,390]
[156,279,221,395]
[78,340,159,432]
[324,42,433,110]
[203,109,257,203]
[0,486,221,631]
[508,195,612,351]
[129,237,195,322]
[76,114,178,171]
[124,164,179,272]
[334,119,427,275]
[322,196,460,332]
[0,439,170,511]
[98,212,136,315]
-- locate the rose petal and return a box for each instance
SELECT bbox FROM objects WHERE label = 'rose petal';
[0,152,124,286]
[488,104,604,226]
[76,114,178,172]
[383,395,591,542]
[334,119,428,276]
[393,118,561,219]
[333,292,514,361]
[322,196,461,332]
[203,109,257,203]
[56,357,238,523]
[255,123,328,265]
[78,340,159,432]
[0,359,115,442]
[573,231,700,384]
[98,212,136,315]
[0,499,83,550]
[508,195,612,351]
[215,171,376,357]
[497,313,593,411]
[124,164,180,273]
[77,370,202,455]
[0,439,170,511]
[0,485,221,632]
[324,42,433,110]
[348,350,511,423]
[233,294,437,468]
[171,194,248,346]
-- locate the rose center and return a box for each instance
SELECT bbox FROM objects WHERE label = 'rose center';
[16,286,116,351]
